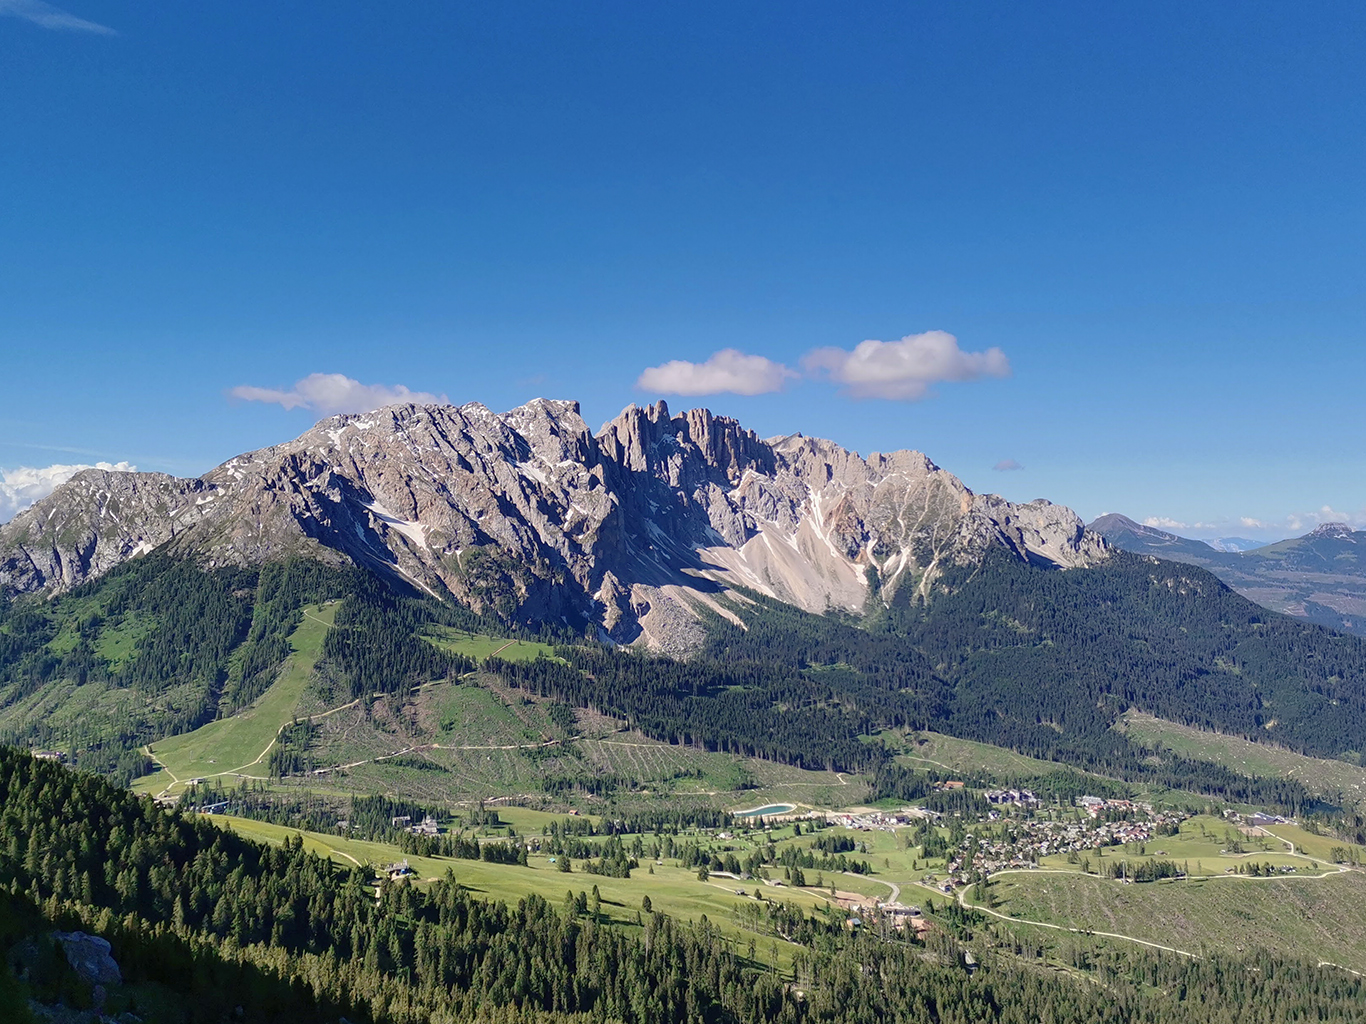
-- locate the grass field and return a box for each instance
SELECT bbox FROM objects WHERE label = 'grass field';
[91,610,156,671]
[205,813,847,969]
[1265,821,1366,863]
[134,604,337,795]
[1119,711,1366,810]
[987,865,1366,971]
[896,731,1065,777]
[425,627,560,664]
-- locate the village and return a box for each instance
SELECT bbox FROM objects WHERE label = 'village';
[935,798,1189,888]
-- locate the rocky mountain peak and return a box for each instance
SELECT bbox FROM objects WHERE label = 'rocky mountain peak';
[1311,522,1355,539]
[2,399,1110,650]
[597,401,774,488]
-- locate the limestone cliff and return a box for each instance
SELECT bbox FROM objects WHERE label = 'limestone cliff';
[0,400,1108,649]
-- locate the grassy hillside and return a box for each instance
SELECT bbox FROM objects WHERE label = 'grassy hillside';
[11,551,1366,826]
[1030,814,1344,875]
[987,866,1366,972]
[134,603,338,797]
[424,625,560,663]
[206,813,852,970]
[1119,711,1366,810]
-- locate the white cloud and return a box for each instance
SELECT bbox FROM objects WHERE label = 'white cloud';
[992,459,1023,472]
[0,461,136,524]
[801,330,1010,400]
[636,349,796,396]
[1311,505,1363,527]
[1142,516,1188,530]
[1235,507,1366,537]
[228,373,447,416]
[1134,507,1366,542]
[0,0,116,34]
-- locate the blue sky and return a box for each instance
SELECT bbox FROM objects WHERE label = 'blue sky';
[2,2,1364,539]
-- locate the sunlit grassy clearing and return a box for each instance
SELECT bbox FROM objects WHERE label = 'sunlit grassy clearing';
[135,604,337,792]
[424,627,560,664]
[1120,711,1366,808]
[1033,815,1332,876]
[206,813,837,969]
[989,867,1366,972]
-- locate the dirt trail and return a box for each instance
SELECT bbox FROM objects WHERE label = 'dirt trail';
[947,863,1354,960]
[943,876,1200,959]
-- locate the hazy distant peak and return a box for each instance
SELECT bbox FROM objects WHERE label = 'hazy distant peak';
[1310,522,1355,539]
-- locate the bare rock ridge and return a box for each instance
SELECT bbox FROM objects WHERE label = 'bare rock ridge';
[0,400,1108,649]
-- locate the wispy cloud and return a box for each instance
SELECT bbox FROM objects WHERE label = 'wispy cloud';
[636,349,797,397]
[636,331,1009,401]
[1142,516,1190,530]
[1229,507,1366,536]
[0,0,116,34]
[228,373,447,417]
[1136,505,1366,542]
[1,461,135,524]
[801,330,1010,400]
[992,459,1023,472]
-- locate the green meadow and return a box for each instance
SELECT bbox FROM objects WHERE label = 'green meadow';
[986,866,1366,973]
[134,604,337,795]
[424,626,561,664]
[204,812,864,969]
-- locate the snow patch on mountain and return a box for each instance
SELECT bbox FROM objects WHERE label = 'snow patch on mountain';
[1,399,1109,649]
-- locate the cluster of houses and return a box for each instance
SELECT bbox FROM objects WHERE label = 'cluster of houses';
[1075,795,1146,818]
[984,788,1038,806]
[391,815,443,836]
[829,809,933,832]
[932,807,1190,890]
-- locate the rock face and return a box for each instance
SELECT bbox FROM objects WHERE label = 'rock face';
[54,931,121,987]
[1,400,1108,648]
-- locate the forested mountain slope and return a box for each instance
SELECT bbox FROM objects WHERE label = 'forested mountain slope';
[489,550,1366,812]
[5,545,1366,811]
[3,749,1365,1024]
[1093,515,1366,637]
[0,556,480,782]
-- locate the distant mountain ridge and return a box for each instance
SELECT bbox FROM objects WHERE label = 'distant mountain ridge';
[1086,514,1225,563]
[1090,514,1366,636]
[0,400,1106,650]
[1207,537,1265,553]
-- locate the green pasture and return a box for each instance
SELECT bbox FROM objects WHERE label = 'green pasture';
[986,865,1366,973]
[91,611,156,670]
[1034,815,1332,876]
[134,604,337,794]
[205,813,838,968]
[1119,711,1366,809]
[896,731,1063,778]
[1266,822,1366,863]
[424,627,560,664]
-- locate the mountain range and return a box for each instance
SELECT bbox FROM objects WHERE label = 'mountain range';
[1,399,1104,652]
[1090,513,1366,636]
